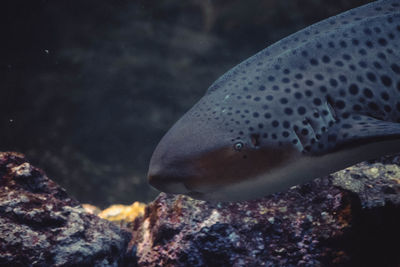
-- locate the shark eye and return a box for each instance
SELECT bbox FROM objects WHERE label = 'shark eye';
[234,142,244,151]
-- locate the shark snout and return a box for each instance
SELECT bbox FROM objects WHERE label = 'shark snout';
[148,168,190,194]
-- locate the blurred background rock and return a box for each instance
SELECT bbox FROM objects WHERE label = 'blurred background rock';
[0,0,372,207]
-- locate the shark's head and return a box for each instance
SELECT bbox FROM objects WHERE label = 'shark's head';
[148,87,299,201]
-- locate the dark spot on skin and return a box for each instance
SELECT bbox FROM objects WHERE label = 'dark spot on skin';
[380,75,392,87]
[378,38,387,46]
[284,108,293,115]
[384,105,392,113]
[335,61,344,67]
[280,98,288,104]
[359,61,367,68]
[353,105,362,112]
[349,84,359,95]
[295,73,303,79]
[365,41,373,48]
[322,55,330,63]
[364,28,372,35]
[381,92,389,101]
[339,75,347,83]
[294,92,303,99]
[352,39,359,45]
[305,80,314,86]
[313,98,322,106]
[374,62,382,69]
[342,112,350,119]
[335,100,345,109]
[310,58,318,65]
[368,102,379,111]
[297,106,306,115]
[377,52,386,60]
[391,64,400,75]
[363,88,374,98]
[319,86,327,93]
[283,121,290,128]
[330,79,338,87]
[342,54,351,61]
[366,72,376,82]
[301,128,308,135]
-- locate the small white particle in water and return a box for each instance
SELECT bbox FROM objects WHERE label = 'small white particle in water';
[9,119,13,123]
[44,49,49,54]
[224,94,230,100]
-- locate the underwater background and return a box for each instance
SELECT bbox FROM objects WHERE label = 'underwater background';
[1,0,373,207]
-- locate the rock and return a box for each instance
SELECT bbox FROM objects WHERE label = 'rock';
[2,150,398,266]
[0,152,133,266]
[130,154,400,267]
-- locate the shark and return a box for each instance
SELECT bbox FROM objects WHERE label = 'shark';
[148,0,400,201]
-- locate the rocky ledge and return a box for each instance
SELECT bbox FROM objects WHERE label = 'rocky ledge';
[0,152,132,266]
[0,151,399,266]
[130,155,400,267]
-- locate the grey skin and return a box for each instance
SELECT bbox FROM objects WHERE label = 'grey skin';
[148,0,400,201]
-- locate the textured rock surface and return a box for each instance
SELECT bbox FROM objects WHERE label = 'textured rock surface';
[0,152,133,266]
[130,154,400,267]
[2,150,398,266]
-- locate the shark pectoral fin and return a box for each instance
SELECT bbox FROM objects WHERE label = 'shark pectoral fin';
[313,114,400,154]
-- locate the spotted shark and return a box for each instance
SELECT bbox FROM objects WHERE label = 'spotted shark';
[148,0,400,201]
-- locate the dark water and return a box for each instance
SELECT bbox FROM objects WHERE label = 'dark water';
[0,0,372,207]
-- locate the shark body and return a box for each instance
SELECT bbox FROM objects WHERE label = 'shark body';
[148,0,400,201]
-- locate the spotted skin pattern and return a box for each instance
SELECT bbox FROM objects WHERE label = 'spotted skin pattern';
[148,0,400,201]
[200,0,400,154]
